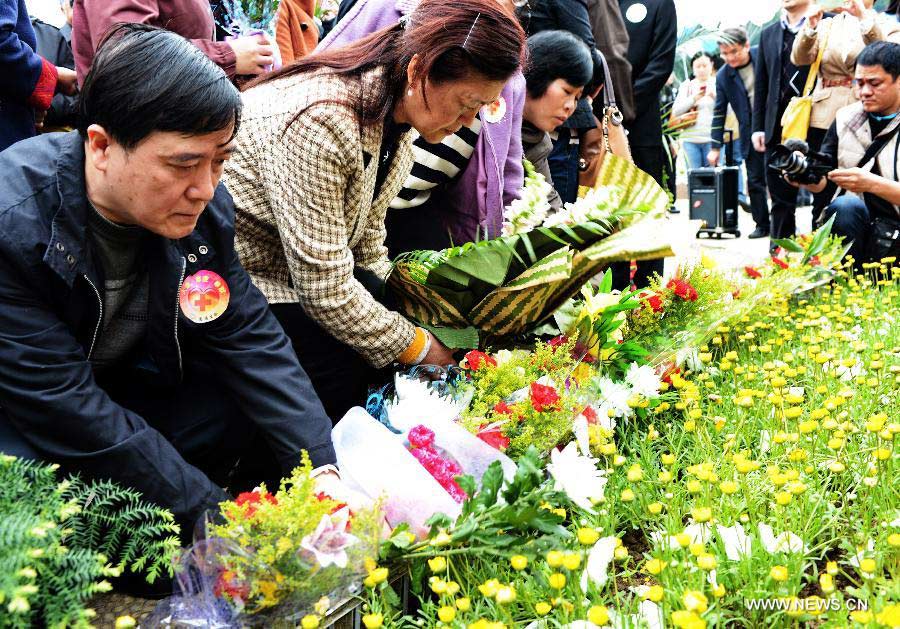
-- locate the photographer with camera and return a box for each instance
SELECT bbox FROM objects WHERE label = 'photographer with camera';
[786,41,900,264]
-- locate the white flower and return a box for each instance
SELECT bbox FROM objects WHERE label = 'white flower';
[834,359,865,382]
[548,442,608,512]
[580,535,618,590]
[758,523,807,554]
[717,523,752,560]
[649,530,684,551]
[503,165,553,235]
[593,377,633,420]
[637,600,664,629]
[759,430,771,454]
[847,539,875,569]
[624,363,662,400]
[573,415,591,458]
[387,375,466,431]
[683,523,713,544]
[299,507,359,568]
[676,347,704,372]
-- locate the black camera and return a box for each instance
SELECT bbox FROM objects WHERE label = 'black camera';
[768,139,833,185]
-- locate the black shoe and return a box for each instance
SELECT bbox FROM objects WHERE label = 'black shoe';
[668,206,680,214]
[748,227,769,239]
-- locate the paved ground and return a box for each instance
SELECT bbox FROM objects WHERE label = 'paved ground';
[661,194,816,275]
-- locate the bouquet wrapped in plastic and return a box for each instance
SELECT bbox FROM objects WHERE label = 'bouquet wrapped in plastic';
[387,155,675,347]
[148,453,382,628]
[332,376,516,536]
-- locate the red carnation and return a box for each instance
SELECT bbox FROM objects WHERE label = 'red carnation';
[493,401,513,415]
[581,405,599,425]
[666,278,698,302]
[464,350,496,370]
[477,427,511,451]
[638,290,664,313]
[530,382,560,412]
[234,490,277,517]
[408,424,436,449]
[744,266,761,279]
[771,256,789,269]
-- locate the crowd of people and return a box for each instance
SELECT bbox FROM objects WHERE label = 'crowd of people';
[1,0,900,553]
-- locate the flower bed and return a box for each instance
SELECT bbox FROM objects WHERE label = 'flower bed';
[356,253,899,628]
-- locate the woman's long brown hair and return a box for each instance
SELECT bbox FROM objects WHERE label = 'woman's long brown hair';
[245,0,526,127]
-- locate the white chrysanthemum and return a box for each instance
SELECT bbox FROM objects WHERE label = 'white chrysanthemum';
[625,363,662,399]
[547,442,608,512]
[594,377,633,419]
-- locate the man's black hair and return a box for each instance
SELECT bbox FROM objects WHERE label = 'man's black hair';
[524,30,593,99]
[857,41,900,81]
[77,23,241,149]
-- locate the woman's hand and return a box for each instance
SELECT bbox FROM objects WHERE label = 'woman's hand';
[228,33,275,75]
[421,333,457,367]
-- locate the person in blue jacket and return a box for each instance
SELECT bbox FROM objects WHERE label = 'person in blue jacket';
[1,0,77,150]
[0,24,336,536]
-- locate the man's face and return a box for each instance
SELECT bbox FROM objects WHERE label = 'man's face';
[86,125,235,239]
[719,42,751,69]
[854,65,900,114]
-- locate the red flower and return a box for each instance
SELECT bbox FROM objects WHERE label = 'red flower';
[771,256,789,270]
[464,350,496,370]
[530,382,560,412]
[548,335,569,349]
[477,427,511,451]
[214,570,250,601]
[809,255,821,267]
[581,405,599,425]
[657,363,681,385]
[408,424,435,449]
[732,289,742,300]
[666,278,698,301]
[234,490,277,518]
[744,266,761,279]
[639,290,665,313]
[493,401,513,415]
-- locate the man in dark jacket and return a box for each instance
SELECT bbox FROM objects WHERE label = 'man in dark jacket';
[0,24,336,535]
[709,27,770,238]
[586,0,634,123]
[751,0,828,243]
[615,0,676,289]
[1,0,77,151]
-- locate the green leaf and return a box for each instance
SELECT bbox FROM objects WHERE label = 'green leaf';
[772,238,805,253]
[598,268,613,293]
[475,462,505,510]
[425,325,479,350]
[803,214,836,263]
[456,474,477,501]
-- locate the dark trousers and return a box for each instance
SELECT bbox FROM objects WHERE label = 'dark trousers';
[611,144,666,290]
[548,129,581,205]
[384,202,453,258]
[822,195,871,265]
[745,147,770,231]
[765,127,826,240]
[270,269,393,422]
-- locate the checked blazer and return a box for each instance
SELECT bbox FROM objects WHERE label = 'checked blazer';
[225,68,418,368]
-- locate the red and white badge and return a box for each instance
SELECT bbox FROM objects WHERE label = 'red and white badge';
[179,270,230,323]
[482,97,507,124]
